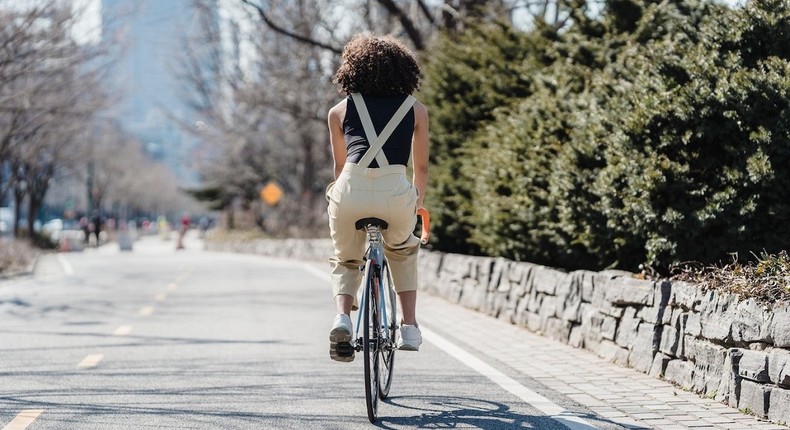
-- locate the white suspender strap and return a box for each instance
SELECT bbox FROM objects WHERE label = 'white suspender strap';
[350,93,381,165]
[351,93,416,168]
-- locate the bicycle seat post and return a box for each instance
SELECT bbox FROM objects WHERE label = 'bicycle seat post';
[366,225,384,269]
[355,218,387,266]
[366,225,382,246]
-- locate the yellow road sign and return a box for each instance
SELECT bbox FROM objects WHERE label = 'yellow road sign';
[260,181,283,206]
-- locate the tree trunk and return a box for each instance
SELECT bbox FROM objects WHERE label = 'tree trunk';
[27,187,47,239]
[12,187,24,238]
[26,199,37,238]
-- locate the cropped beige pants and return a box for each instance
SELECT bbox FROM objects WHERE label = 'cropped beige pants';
[326,163,421,302]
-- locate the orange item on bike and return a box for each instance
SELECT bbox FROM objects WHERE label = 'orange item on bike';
[417,207,430,244]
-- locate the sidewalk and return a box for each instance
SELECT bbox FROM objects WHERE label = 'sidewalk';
[418,293,787,430]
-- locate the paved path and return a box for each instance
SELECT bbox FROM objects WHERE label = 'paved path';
[0,233,786,429]
[0,234,585,429]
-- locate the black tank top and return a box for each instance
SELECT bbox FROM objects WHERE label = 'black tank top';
[344,94,415,168]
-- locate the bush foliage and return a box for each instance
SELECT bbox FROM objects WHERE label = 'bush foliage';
[422,0,790,272]
[419,22,539,255]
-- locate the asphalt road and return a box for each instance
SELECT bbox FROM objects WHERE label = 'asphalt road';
[0,234,622,430]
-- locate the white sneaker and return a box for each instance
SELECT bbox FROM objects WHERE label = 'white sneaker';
[397,324,422,351]
[329,314,354,362]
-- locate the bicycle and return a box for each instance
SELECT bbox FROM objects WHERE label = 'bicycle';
[350,207,430,423]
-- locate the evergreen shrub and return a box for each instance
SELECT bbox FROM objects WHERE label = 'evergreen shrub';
[423,0,790,272]
[420,22,539,255]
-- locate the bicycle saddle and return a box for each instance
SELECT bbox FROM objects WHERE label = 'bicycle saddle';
[355,218,388,230]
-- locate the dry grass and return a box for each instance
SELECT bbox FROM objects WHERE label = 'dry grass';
[671,251,790,303]
[0,238,37,275]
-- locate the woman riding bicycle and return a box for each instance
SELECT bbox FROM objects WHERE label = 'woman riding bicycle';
[326,33,429,362]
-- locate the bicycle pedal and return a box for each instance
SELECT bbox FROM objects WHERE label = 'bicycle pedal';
[336,342,354,357]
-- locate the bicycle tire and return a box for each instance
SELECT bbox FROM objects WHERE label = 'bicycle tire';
[378,260,396,399]
[363,259,380,423]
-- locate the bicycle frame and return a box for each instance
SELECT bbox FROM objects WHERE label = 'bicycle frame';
[354,225,394,352]
[350,209,429,423]
[352,207,431,344]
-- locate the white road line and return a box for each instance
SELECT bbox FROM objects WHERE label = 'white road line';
[154,292,167,302]
[113,325,133,336]
[302,262,599,430]
[55,254,74,275]
[301,263,330,283]
[166,283,178,290]
[139,306,154,316]
[1,409,43,430]
[77,354,104,369]
[421,327,599,430]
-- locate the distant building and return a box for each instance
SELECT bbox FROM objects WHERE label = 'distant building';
[101,0,201,186]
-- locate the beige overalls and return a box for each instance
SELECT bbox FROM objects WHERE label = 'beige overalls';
[326,93,421,302]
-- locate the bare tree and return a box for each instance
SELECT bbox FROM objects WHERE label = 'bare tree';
[48,124,202,224]
[236,0,500,51]
[0,1,111,238]
[179,1,335,234]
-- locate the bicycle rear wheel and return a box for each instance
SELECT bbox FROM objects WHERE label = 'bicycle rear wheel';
[378,260,397,399]
[362,259,380,423]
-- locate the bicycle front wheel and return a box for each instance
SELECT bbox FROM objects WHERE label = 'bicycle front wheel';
[378,260,397,399]
[362,259,380,423]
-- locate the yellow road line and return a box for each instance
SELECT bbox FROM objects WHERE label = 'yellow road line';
[113,325,133,336]
[2,409,43,430]
[77,354,104,369]
[154,292,167,302]
[139,306,154,316]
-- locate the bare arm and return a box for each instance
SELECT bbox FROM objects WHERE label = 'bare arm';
[328,100,347,179]
[411,102,429,209]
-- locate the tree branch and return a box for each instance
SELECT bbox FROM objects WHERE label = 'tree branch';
[374,0,425,50]
[238,0,342,54]
[416,0,436,25]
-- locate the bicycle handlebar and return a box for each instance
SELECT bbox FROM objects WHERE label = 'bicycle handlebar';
[417,207,430,245]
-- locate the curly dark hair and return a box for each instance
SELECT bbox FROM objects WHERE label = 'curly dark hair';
[333,33,421,96]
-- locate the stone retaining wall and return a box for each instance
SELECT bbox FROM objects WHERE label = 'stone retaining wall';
[206,238,335,262]
[419,251,790,425]
[206,238,790,425]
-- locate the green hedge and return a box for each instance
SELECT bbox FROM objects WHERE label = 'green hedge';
[422,0,790,272]
[419,22,540,255]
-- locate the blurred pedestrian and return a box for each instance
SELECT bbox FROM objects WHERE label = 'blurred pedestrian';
[198,216,209,238]
[79,216,90,245]
[176,213,190,250]
[158,216,169,240]
[90,210,102,247]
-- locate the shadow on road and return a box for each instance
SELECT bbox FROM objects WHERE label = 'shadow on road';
[0,380,626,429]
[377,395,565,429]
